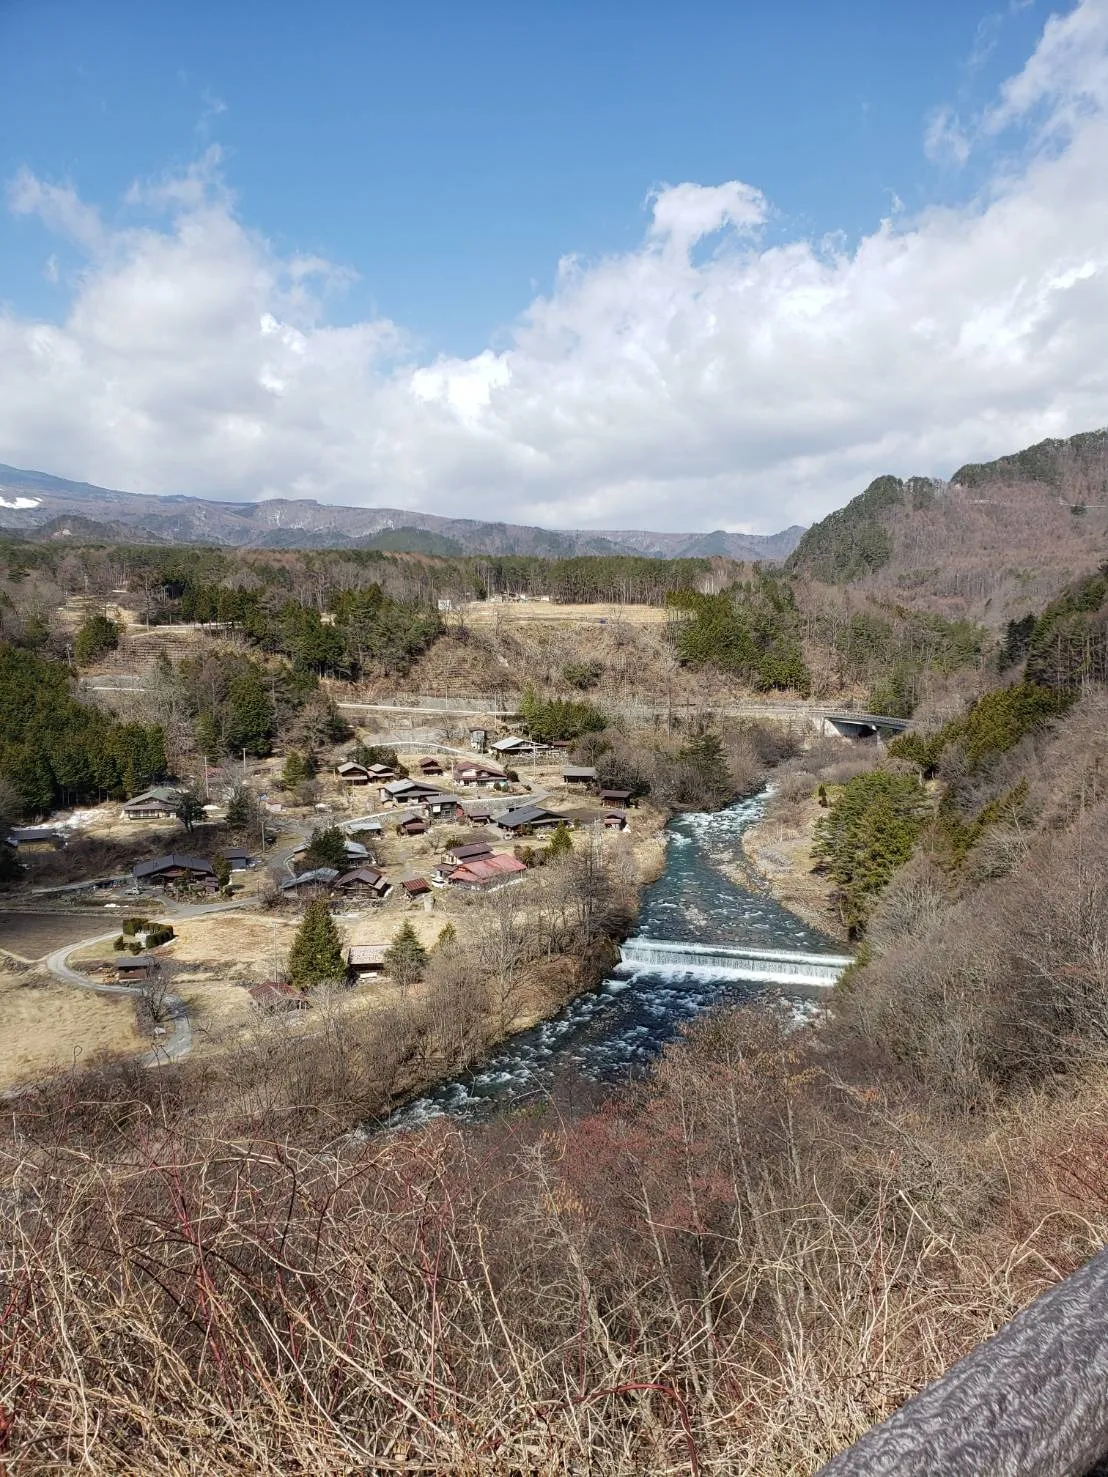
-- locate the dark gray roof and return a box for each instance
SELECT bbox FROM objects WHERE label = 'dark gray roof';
[132,854,214,879]
[447,841,494,860]
[280,867,340,890]
[9,827,63,843]
[116,954,156,968]
[562,767,598,780]
[334,866,387,886]
[219,847,251,860]
[496,804,564,830]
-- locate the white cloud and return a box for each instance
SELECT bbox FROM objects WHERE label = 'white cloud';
[924,104,972,167]
[1,0,1107,533]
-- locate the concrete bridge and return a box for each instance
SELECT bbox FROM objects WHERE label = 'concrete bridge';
[618,937,853,987]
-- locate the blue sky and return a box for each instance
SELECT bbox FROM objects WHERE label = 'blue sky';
[1,1,1047,355]
[1,1,1106,533]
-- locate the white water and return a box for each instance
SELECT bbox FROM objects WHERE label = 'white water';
[618,937,851,986]
[384,789,849,1131]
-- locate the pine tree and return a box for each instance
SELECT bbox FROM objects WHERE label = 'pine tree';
[384,920,428,987]
[282,751,310,790]
[212,853,232,890]
[287,897,346,989]
[225,783,259,832]
[302,825,348,872]
[547,821,574,858]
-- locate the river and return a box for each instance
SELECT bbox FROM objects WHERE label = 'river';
[384,789,842,1131]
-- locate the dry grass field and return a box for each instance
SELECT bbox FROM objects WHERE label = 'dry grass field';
[460,600,669,626]
[0,967,143,1090]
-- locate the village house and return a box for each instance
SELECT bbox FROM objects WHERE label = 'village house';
[452,760,508,788]
[279,867,340,894]
[562,766,598,788]
[395,813,429,837]
[379,777,445,806]
[248,979,308,1011]
[417,755,444,776]
[115,954,157,979]
[332,867,392,900]
[132,854,216,889]
[217,847,253,871]
[336,761,370,785]
[442,838,494,865]
[401,876,432,899]
[599,789,633,808]
[367,762,399,782]
[604,811,629,830]
[490,735,547,758]
[7,827,65,850]
[424,793,463,822]
[463,802,494,824]
[469,728,488,753]
[447,853,528,888]
[122,786,182,821]
[494,803,567,835]
[347,944,387,978]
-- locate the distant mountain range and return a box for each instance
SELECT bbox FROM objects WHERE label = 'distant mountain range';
[0,463,804,561]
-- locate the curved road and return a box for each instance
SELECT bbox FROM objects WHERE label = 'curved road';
[46,931,193,1067]
[40,815,317,1071]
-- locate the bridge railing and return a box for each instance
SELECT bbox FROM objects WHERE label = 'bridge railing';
[816,1247,1108,1476]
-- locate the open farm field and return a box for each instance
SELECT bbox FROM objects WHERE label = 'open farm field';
[0,910,115,961]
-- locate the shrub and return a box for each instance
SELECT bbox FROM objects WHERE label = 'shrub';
[121,917,150,937]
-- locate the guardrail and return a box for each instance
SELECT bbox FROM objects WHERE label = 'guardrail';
[817,1248,1108,1475]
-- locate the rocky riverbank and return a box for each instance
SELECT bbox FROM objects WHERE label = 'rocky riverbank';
[731,794,847,943]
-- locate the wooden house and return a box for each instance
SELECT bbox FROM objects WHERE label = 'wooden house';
[562,766,598,788]
[248,979,308,1010]
[332,867,392,900]
[599,789,633,809]
[116,954,157,978]
[447,854,528,888]
[336,761,370,785]
[401,876,432,899]
[7,827,64,850]
[452,760,508,788]
[132,854,216,888]
[122,786,182,822]
[494,803,567,835]
[418,756,444,776]
[347,944,388,977]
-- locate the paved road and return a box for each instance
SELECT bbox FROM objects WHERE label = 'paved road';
[45,931,193,1067]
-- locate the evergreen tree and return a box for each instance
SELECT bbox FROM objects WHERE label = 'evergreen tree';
[814,770,929,935]
[74,613,121,666]
[225,669,275,756]
[281,751,310,790]
[175,790,205,835]
[212,853,232,889]
[287,897,346,989]
[225,783,259,833]
[384,920,428,987]
[301,825,348,872]
[547,821,574,858]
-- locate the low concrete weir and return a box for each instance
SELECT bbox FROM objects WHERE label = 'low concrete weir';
[618,937,852,987]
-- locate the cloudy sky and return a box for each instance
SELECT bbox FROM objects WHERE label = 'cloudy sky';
[1,0,1106,533]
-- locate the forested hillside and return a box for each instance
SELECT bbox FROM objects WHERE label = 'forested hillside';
[788,428,1108,624]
